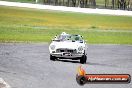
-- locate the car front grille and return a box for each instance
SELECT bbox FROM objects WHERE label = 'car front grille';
[56,48,76,53]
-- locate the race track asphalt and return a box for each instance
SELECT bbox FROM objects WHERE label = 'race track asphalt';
[0,43,132,88]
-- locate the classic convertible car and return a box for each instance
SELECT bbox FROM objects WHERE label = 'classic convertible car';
[49,32,87,64]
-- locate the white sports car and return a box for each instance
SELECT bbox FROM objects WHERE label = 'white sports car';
[49,32,87,64]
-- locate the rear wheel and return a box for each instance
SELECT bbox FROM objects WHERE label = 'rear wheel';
[80,55,87,64]
[50,55,56,61]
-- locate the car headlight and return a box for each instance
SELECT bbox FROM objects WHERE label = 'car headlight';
[50,45,55,50]
[78,46,83,51]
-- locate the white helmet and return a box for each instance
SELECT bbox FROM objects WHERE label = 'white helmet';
[61,32,67,35]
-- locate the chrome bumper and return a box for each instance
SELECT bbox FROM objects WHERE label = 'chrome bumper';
[51,52,84,58]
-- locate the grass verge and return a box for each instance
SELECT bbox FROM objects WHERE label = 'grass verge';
[0,6,132,44]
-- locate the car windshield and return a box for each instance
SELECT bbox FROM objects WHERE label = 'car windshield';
[55,34,83,41]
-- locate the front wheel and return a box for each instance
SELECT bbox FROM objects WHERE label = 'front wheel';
[50,55,56,61]
[80,55,87,64]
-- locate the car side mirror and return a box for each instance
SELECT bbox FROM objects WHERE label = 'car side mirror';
[52,39,54,41]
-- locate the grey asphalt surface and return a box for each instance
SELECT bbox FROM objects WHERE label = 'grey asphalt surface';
[0,43,132,88]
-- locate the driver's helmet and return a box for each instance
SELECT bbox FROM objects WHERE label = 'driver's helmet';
[61,32,67,35]
[60,32,68,40]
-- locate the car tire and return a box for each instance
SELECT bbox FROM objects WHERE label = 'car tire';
[80,55,87,64]
[50,55,56,61]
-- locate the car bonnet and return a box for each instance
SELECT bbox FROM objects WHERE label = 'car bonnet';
[52,41,85,49]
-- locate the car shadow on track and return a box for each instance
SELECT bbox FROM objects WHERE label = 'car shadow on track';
[53,59,130,69]
[56,59,80,64]
[54,59,117,67]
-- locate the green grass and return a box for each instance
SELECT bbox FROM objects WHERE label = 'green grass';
[0,6,132,44]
